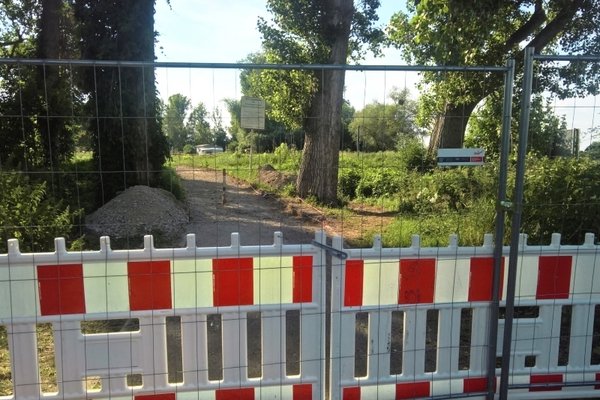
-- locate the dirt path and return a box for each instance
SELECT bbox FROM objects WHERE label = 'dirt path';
[176,166,327,246]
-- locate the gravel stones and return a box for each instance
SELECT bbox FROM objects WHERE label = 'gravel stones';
[85,185,189,247]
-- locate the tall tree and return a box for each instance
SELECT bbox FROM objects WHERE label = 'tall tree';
[255,0,383,204]
[36,0,78,170]
[73,0,169,204]
[187,102,211,145]
[388,0,600,153]
[163,93,191,151]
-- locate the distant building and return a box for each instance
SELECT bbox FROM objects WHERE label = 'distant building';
[196,144,224,155]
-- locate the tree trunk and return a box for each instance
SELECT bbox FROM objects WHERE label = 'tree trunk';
[296,0,353,205]
[427,102,478,155]
[37,0,72,170]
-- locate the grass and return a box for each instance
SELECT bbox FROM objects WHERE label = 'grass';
[168,151,499,247]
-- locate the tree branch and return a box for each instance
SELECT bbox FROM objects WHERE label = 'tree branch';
[0,38,24,47]
[527,0,585,52]
[505,0,546,48]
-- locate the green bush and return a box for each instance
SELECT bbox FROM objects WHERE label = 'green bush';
[338,168,361,199]
[156,167,186,201]
[0,174,82,253]
[182,144,196,154]
[521,156,600,244]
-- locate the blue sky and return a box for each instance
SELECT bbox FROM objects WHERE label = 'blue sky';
[155,0,405,63]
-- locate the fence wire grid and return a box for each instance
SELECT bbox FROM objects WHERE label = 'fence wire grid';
[0,55,599,400]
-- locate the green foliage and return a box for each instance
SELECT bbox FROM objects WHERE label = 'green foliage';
[583,141,600,160]
[74,0,170,205]
[466,94,571,159]
[164,94,192,151]
[521,156,600,244]
[349,88,420,151]
[156,167,186,202]
[388,0,600,148]
[0,173,82,253]
[182,144,195,155]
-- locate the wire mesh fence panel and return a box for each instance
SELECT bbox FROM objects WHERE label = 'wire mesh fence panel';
[1,56,599,400]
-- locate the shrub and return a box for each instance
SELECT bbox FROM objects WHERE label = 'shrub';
[521,156,600,244]
[182,144,196,154]
[0,174,82,253]
[156,167,186,201]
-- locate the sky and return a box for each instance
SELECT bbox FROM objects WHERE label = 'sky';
[153,0,418,122]
[154,1,599,149]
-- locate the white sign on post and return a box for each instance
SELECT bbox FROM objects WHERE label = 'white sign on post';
[437,148,485,166]
[240,96,266,130]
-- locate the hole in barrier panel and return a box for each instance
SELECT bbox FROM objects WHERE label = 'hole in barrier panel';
[0,325,12,396]
[459,308,472,370]
[37,323,56,393]
[354,312,368,378]
[591,305,600,365]
[247,311,262,378]
[558,305,572,366]
[525,355,536,367]
[126,373,142,387]
[499,306,539,319]
[207,314,223,381]
[390,311,404,375]
[166,316,183,383]
[286,310,300,376]
[81,318,139,334]
[425,309,438,373]
[85,376,102,392]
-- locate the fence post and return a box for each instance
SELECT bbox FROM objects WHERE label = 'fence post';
[498,46,535,400]
[486,58,515,400]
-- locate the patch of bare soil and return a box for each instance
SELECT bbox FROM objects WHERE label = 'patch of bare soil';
[177,166,330,246]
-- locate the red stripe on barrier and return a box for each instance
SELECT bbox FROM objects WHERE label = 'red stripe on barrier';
[396,381,430,399]
[37,264,86,316]
[293,383,312,400]
[464,377,492,393]
[399,259,435,304]
[134,394,175,400]
[293,255,313,303]
[344,260,364,307]
[342,386,360,400]
[216,387,255,400]
[213,257,254,306]
[529,374,563,392]
[469,257,505,301]
[536,256,572,300]
[128,260,172,311]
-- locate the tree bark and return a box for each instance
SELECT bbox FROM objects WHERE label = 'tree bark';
[296,0,353,205]
[427,102,477,154]
[37,0,73,170]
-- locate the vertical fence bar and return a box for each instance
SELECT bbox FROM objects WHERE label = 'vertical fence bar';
[499,47,535,400]
[486,58,515,400]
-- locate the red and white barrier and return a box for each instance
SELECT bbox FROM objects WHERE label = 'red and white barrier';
[0,232,326,400]
[330,232,600,399]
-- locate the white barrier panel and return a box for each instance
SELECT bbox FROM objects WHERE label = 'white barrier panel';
[329,233,600,400]
[0,231,326,400]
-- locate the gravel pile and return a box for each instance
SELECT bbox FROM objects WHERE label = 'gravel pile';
[85,185,189,247]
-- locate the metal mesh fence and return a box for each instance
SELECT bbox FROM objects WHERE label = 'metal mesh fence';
[0,55,599,399]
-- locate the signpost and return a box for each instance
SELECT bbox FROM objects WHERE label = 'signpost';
[240,96,265,130]
[437,148,485,166]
